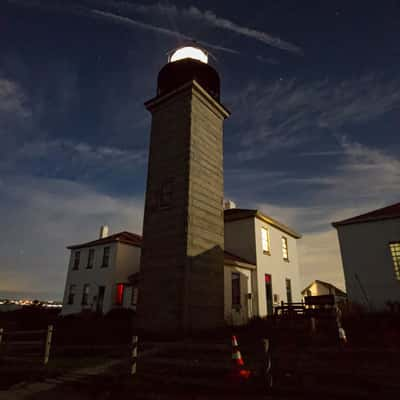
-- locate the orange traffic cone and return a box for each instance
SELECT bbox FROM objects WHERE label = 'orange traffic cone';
[231,335,251,380]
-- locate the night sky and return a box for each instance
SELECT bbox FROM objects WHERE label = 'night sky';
[1,0,399,300]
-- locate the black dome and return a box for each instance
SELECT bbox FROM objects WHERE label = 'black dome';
[157,58,220,100]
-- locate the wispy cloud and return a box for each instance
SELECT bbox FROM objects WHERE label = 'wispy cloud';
[97,1,302,54]
[91,9,239,54]
[227,74,400,158]
[0,138,147,179]
[227,138,400,290]
[0,77,31,119]
[7,1,239,55]
[184,6,302,54]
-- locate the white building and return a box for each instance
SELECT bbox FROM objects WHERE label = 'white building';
[301,280,347,300]
[224,208,302,321]
[333,202,400,310]
[61,227,141,316]
[61,209,302,325]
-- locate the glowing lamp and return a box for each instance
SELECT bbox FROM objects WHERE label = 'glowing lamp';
[170,46,208,64]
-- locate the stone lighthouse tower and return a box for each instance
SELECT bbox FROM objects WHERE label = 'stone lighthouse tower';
[138,46,230,334]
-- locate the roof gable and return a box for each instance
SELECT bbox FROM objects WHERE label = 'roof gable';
[332,202,400,228]
[224,208,301,239]
[67,231,142,250]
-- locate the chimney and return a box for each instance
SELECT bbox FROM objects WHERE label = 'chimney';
[99,225,109,239]
[223,199,236,210]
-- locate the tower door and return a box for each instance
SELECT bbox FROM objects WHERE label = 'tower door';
[96,286,105,313]
[265,274,273,316]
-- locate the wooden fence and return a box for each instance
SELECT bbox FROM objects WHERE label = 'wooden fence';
[0,325,53,365]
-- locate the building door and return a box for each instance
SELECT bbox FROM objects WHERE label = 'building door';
[96,286,105,313]
[286,279,293,303]
[265,274,273,316]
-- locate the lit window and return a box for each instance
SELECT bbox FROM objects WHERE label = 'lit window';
[282,237,289,261]
[116,283,124,306]
[231,272,241,309]
[261,227,270,254]
[68,284,76,304]
[73,251,80,270]
[389,242,400,281]
[102,247,110,268]
[87,249,95,269]
[285,279,292,303]
[82,284,90,305]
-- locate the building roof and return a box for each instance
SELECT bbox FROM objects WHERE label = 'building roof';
[332,202,400,228]
[67,232,255,271]
[223,250,255,266]
[224,208,301,239]
[67,231,142,250]
[301,280,347,297]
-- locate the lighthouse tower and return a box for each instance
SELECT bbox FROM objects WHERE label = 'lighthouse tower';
[138,46,230,334]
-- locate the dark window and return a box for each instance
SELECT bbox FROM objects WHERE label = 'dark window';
[286,279,292,303]
[82,284,90,305]
[159,180,173,208]
[73,251,80,270]
[265,274,273,315]
[231,272,240,309]
[116,283,124,305]
[87,249,95,269]
[131,287,139,306]
[389,242,400,280]
[68,284,76,304]
[102,247,110,268]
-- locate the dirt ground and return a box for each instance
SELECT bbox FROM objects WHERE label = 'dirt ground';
[2,341,400,400]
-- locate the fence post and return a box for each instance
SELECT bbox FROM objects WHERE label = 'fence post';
[263,338,273,391]
[44,325,53,365]
[310,317,317,334]
[0,328,3,355]
[131,335,138,375]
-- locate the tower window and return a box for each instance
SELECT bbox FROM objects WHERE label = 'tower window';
[282,237,289,261]
[159,180,173,208]
[261,227,271,254]
[87,249,95,269]
[389,242,400,280]
[73,251,80,270]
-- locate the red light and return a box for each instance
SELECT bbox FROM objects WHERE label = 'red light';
[116,284,124,305]
[265,275,271,283]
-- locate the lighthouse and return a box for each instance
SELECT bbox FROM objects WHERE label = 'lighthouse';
[138,46,230,334]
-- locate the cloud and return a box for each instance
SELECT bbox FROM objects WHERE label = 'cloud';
[98,1,302,54]
[184,6,302,54]
[0,176,144,300]
[227,74,400,157]
[91,9,239,54]
[0,78,30,116]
